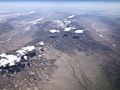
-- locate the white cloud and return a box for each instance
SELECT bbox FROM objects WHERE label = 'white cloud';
[0,53,21,67]
[99,34,104,38]
[67,15,74,19]
[39,41,45,46]
[49,29,60,33]
[64,27,71,32]
[29,11,35,14]
[0,45,35,67]
[21,46,35,52]
[29,17,44,25]
[75,30,84,34]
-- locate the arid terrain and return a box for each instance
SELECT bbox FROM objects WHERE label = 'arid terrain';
[0,11,120,90]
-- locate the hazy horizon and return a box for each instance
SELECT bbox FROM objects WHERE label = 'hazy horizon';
[0,2,120,13]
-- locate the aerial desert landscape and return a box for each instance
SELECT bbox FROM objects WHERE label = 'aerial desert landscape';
[0,2,120,90]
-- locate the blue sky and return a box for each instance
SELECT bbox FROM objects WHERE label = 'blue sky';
[0,2,120,11]
[0,0,120,13]
[0,0,120,2]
